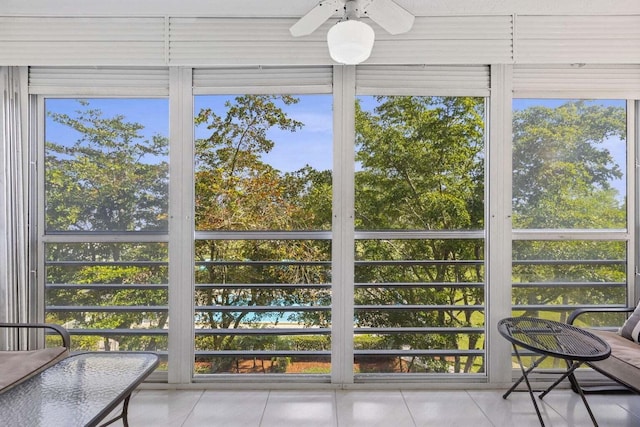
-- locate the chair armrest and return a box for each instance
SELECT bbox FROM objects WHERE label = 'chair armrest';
[0,323,71,350]
[567,307,635,326]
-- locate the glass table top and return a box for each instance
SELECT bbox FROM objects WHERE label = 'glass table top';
[0,352,158,427]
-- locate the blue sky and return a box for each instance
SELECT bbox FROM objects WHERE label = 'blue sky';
[45,96,627,197]
[46,96,333,173]
[194,95,333,173]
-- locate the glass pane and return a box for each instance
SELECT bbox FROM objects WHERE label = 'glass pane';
[45,99,169,232]
[355,96,485,231]
[194,239,331,375]
[354,239,485,374]
[512,240,626,321]
[193,93,333,375]
[512,99,626,229]
[194,95,332,232]
[353,95,486,375]
[511,239,626,370]
[44,242,168,356]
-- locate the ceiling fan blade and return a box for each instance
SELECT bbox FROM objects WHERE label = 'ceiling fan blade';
[290,0,342,37]
[363,0,415,35]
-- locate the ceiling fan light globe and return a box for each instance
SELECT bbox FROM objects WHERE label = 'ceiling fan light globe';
[327,20,375,65]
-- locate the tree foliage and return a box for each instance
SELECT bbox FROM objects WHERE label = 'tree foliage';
[512,100,627,322]
[513,100,625,229]
[354,96,486,373]
[45,100,169,351]
[46,100,168,232]
[44,95,628,374]
[193,95,331,371]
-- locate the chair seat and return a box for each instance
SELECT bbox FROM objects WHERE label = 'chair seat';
[0,347,68,393]
[588,329,640,393]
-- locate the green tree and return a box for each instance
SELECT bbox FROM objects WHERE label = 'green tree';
[512,100,627,321]
[513,100,625,228]
[46,100,168,232]
[193,95,332,372]
[45,100,169,352]
[354,96,486,373]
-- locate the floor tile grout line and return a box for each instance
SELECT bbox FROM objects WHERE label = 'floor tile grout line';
[465,389,498,427]
[257,389,271,427]
[399,389,419,427]
[180,389,205,427]
[614,400,640,424]
[539,390,586,425]
[333,390,340,427]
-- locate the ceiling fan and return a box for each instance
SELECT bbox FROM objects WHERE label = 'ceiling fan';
[290,0,415,65]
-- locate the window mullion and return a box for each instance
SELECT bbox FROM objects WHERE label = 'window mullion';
[331,65,356,385]
[168,67,195,385]
[487,64,514,385]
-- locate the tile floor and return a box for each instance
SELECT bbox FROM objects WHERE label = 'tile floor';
[106,387,640,426]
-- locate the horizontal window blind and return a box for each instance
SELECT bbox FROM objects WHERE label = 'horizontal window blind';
[515,15,640,64]
[0,17,166,66]
[169,18,331,66]
[513,65,640,98]
[368,16,513,65]
[28,67,170,96]
[193,67,333,94]
[356,65,491,97]
[171,16,513,66]
[5,14,640,67]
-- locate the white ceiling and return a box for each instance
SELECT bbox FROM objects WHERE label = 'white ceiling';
[3,0,640,17]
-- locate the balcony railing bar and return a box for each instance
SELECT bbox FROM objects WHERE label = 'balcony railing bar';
[355,260,483,266]
[195,306,330,313]
[67,329,168,336]
[355,305,482,311]
[194,230,486,240]
[512,229,628,240]
[195,305,483,313]
[45,258,621,267]
[195,260,330,267]
[46,284,168,290]
[196,282,484,289]
[196,283,330,289]
[43,232,169,243]
[192,327,484,336]
[513,304,627,311]
[58,329,486,338]
[355,282,484,288]
[512,282,625,288]
[49,305,483,314]
[354,230,484,239]
[355,349,484,357]
[44,281,621,291]
[193,349,483,357]
[195,328,331,336]
[195,350,330,357]
[194,260,483,267]
[57,327,485,338]
[513,259,624,266]
[46,261,167,267]
[194,231,331,240]
[354,327,484,334]
[58,304,624,313]
[48,305,168,312]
